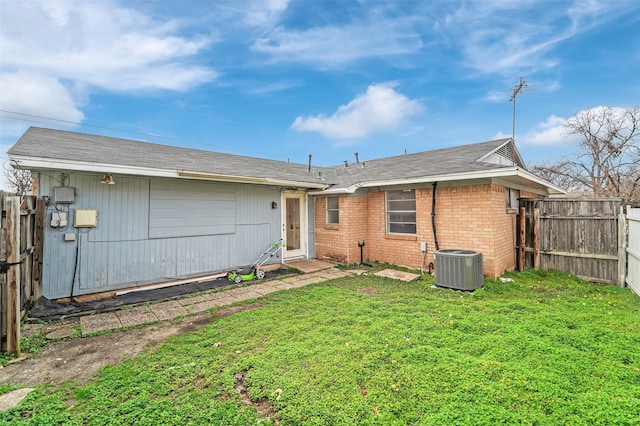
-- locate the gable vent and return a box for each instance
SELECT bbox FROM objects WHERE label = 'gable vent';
[495,142,515,163]
[478,141,519,167]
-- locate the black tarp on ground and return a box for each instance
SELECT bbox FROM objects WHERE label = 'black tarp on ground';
[29,268,294,320]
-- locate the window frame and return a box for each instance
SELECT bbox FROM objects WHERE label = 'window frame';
[326,196,339,225]
[506,188,519,209]
[386,189,417,235]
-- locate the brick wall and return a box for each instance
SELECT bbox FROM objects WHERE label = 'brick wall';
[315,195,368,263]
[313,184,519,277]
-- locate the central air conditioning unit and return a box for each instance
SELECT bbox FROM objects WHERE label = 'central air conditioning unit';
[435,249,484,290]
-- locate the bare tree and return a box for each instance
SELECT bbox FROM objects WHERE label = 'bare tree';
[533,106,640,205]
[4,165,32,197]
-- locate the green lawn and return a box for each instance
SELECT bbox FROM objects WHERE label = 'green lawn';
[2,269,640,425]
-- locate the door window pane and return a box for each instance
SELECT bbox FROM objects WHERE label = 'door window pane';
[286,198,300,250]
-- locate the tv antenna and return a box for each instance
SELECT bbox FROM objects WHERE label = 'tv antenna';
[509,77,528,143]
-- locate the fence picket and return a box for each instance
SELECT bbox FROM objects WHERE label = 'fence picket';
[627,208,640,297]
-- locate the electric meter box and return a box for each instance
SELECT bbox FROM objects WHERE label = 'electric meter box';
[74,209,98,227]
[54,187,75,203]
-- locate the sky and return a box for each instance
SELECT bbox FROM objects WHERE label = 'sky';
[1,0,639,188]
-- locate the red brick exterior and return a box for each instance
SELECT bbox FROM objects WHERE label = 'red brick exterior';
[314,184,521,278]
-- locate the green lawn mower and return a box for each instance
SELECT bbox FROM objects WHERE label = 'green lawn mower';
[227,240,286,284]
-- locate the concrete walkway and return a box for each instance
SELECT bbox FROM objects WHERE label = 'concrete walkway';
[80,265,349,335]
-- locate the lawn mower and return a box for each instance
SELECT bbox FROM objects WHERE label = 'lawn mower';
[227,240,286,284]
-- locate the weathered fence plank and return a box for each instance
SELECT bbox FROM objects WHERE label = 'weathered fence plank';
[32,199,45,300]
[520,198,623,285]
[627,208,640,296]
[1,194,38,353]
[5,196,21,355]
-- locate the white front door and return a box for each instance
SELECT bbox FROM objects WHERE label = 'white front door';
[282,192,306,260]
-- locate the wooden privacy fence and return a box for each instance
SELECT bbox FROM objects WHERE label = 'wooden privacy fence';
[627,208,640,297]
[1,193,45,354]
[518,198,625,286]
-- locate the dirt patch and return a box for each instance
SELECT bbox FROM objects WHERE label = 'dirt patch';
[1,300,264,388]
[234,371,278,422]
[358,288,376,295]
[215,302,264,318]
[177,302,264,334]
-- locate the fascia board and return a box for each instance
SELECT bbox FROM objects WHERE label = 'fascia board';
[178,170,327,189]
[309,167,565,195]
[9,156,328,189]
[514,169,566,194]
[9,155,177,178]
[357,168,521,189]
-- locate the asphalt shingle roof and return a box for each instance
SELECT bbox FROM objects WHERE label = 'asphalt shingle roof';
[9,127,333,185]
[9,127,517,190]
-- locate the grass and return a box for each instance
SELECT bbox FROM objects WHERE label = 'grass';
[2,269,640,425]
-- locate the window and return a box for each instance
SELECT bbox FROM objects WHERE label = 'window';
[326,196,339,225]
[506,188,519,209]
[387,190,416,234]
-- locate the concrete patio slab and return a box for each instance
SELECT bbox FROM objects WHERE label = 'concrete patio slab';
[115,306,158,327]
[0,387,34,413]
[374,269,420,282]
[183,299,226,314]
[150,300,189,321]
[285,259,334,273]
[81,312,122,335]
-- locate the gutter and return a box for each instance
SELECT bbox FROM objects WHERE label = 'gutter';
[9,156,328,189]
[307,167,566,196]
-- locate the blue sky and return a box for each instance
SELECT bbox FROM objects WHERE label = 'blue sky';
[1,0,639,184]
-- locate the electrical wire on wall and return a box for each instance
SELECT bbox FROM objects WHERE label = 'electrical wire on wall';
[69,229,81,303]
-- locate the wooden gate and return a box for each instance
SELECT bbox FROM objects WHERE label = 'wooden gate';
[1,193,45,354]
[518,198,624,285]
[627,208,640,296]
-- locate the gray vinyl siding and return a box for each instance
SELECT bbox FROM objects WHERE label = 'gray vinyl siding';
[149,180,236,238]
[37,171,283,299]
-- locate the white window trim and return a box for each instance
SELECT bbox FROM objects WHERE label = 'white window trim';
[326,196,339,225]
[386,189,417,235]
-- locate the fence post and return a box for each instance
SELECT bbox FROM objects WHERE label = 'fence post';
[518,207,526,271]
[5,196,21,356]
[32,199,45,300]
[618,206,627,288]
[533,208,540,270]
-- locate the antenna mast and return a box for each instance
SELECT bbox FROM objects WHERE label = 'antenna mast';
[509,77,527,165]
[509,77,527,143]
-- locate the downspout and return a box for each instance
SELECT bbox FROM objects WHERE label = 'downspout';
[431,182,440,251]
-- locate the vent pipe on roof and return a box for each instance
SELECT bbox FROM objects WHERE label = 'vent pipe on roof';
[308,154,312,172]
[354,152,360,163]
[343,160,349,167]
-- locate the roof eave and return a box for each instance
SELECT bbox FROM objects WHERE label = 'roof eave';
[10,155,328,189]
[309,167,566,196]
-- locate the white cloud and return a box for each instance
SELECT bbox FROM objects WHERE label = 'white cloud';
[291,83,423,139]
[0,72,84,138]
[486,91,508,103]
[244,0,290,27]
[520,115,571,146]
[435,0,639,76]
[520,106,636,146]
[1,1,216,92]
[252,16,424,68]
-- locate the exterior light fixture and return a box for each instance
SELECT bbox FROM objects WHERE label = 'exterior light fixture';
[101,173,115,184]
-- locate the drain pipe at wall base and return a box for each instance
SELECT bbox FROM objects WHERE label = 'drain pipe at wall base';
[431,182,440,252]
